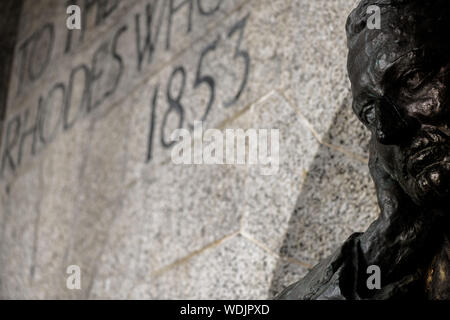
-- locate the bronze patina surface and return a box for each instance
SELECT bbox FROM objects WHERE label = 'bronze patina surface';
[278,0,450,300]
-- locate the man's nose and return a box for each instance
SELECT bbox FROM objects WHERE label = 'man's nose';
[374,97,419,145]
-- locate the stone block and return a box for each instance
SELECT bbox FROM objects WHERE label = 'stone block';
[127,235,283,299]
[240,91,320,254]
[277,145,378,266]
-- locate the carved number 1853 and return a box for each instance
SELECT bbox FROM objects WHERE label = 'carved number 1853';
[146,14,250,162]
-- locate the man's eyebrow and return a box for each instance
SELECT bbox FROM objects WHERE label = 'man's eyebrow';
[353,93,374,108]
[390,48,419,65]
[384,46,426,72]
[380,54,415,84]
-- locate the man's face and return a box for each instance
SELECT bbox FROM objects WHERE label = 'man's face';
[349,29,450,207]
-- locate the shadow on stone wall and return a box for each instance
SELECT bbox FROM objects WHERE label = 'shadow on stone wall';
[268,94,378,297]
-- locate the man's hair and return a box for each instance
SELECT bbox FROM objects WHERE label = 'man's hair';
[346,0,450,50]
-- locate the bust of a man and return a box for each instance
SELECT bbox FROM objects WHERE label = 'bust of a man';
[278,0,450,300]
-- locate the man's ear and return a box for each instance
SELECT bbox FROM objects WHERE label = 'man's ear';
[368,136,410,221]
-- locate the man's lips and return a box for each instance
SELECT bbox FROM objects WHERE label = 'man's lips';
[407,144,450,177]
[405,128,450,177]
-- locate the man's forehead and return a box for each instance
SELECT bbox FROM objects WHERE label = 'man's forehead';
[348,29,414,95]
[347,2,450,96]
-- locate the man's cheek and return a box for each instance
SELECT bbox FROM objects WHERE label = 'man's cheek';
[374,142,400,175]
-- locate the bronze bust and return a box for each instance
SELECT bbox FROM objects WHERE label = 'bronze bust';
[278,0,450,299]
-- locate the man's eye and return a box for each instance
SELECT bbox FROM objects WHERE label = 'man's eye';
[402,70,428,91]
[362,104,376,125]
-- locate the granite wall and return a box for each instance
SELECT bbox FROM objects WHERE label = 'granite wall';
[0,0,378,299]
